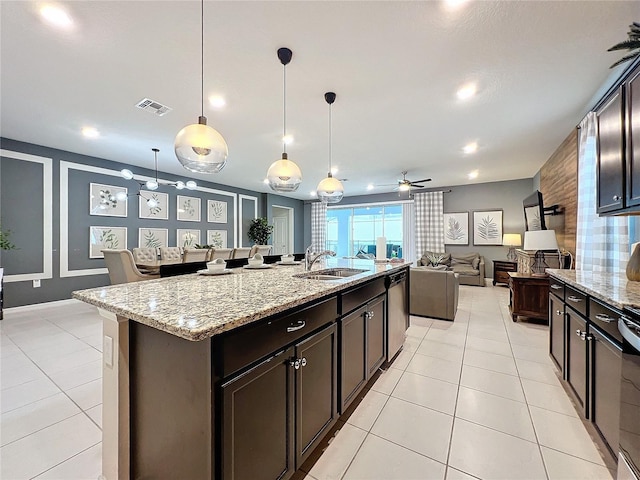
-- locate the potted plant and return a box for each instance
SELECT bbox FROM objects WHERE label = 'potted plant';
[247,218,274,245]
[608,22,640,68]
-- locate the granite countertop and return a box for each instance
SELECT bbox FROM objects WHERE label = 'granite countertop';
[547,269,640,310]
[73,258,410,341]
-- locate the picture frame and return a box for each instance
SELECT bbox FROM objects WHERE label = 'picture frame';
[207,199,228,224]
[177,229,201,248]
[89,183,127,217]
[207,230,227,249]
[444,212,469,245]
[89,226,127,258]
[139,191,169,220]
[177,195,201,222]
[138,228,168,249]
[473,210,503,246]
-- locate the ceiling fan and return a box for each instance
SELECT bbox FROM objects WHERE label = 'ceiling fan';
[378,171,432,191]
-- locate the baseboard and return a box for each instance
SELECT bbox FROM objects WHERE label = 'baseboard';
[4,297,79,313]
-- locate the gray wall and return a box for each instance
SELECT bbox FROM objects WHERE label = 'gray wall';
[0,138,304,307]
[303,178,534,279]
[264,193,305,253]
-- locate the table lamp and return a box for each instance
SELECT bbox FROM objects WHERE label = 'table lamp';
[523,230,558,276]
[502,233,522,261]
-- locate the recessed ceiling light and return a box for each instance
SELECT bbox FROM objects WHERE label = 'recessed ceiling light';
[367,184,374,191]
[463,142,478,154]
[39,4,73,29]
[82,127,99,138]
[283,135,294,145]
[468,170,479,180]
[456,83,477,100]
[209,95,226,109]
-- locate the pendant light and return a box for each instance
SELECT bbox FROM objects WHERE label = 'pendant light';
[316,92,344,204]
[266,47,302,192]
[174,0,228,174]
[146,148,160,191]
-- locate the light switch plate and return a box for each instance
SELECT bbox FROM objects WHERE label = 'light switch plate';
[33,279,41,288]
[104,335,114,368]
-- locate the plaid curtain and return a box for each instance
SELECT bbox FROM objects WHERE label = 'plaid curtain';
[310,201,327,252]
[414,191,444,258]
[576,112,629,272]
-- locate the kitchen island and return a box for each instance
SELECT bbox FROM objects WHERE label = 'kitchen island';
[73,258,410,480]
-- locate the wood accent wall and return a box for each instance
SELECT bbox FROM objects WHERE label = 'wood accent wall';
[539,130,578,256]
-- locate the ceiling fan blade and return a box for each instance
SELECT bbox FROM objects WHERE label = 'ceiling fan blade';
[411,184,427,188]
[410,178,432,184]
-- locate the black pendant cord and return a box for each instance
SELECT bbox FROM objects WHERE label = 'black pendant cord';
[152,148,159,183]
[200,0,204,118]
[283,62,287,154]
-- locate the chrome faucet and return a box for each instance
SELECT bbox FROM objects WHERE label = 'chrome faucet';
[305,245,336,271]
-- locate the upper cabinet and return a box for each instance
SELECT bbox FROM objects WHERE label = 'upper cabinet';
[597,61,640,215]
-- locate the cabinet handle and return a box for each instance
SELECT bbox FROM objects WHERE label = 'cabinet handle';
[581,332,587,341]
[550,284,562,290]
[576,329,582,337]
[287,320,306,333]
[556,310,564,316]
[567,296,582,303]
[613,195,621,201]
[301,357,307,367]
[586,334,594,342]
[595,313,614,323]
[368,311,375,319]
[290,358,301,369]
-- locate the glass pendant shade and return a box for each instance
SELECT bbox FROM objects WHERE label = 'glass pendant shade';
[175,116,228,174]
[145,180,159,191]
[120,169,134,180]
[267,153,302,192]
[316,174,344,204]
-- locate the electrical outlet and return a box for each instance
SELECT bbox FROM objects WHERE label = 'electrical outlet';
[33,279,41,288]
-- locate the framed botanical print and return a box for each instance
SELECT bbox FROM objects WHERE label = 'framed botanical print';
[207,200,228,223]
[89,226,127,258]
[139,192,169,220]
[473,210,503,246]
[177,229,201,248]
[207,230,227,248]
[177,195,201,222]
[89,183,127,217]
[444,212,469,245]
[138,228,168,249]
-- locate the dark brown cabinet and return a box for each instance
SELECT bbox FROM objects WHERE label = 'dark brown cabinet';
[566,307,588,414]
[596,86,625,214]
[340,294,386,412]
[493,260,517,286]
[626,67,640,207]
[508,273,549,322]
[549,293,565,374]
[589,325,622,457]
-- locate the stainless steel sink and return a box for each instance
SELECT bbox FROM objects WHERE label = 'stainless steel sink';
[294,268,368,280]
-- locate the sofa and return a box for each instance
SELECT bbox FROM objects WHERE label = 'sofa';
[410,268,459,321]
[417,251,485,287]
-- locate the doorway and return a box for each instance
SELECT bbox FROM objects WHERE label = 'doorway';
[272,206,294,255]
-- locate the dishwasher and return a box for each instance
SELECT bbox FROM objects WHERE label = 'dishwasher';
[386,270,409,361]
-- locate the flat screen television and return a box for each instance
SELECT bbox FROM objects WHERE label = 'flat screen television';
[523,190,546,231]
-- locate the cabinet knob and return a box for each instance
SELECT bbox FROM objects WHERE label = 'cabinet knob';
[613,195,621,201]
[586,334,594,342]
[576,329,582,336]
[301,357,307,367]
[556,310,563,316]
[368,311,375,319]
[290,359,301,369]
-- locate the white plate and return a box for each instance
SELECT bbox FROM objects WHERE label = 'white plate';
[276,261,301,265]
[198,269,232,276]
[243,264,272,269]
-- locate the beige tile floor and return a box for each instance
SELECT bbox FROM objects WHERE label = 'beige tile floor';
[0,286,615,479]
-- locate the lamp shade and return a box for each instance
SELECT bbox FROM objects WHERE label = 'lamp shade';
[502,233,522,247]
[316,175,344,204]
[174,117,228,174]
[523,230,558,251]
[267,154,302,192]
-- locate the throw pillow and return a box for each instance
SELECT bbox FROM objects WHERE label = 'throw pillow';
[472,256,480,269]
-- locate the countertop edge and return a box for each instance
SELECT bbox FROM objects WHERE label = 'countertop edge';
[547,269,628,310]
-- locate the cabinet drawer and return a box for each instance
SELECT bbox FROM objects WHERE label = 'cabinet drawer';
[565,286,587,317]
[494,261,517,272]
[341,277,386,315]
[589,298,623,344]
[549,280,565,301]
[219,296,338,378]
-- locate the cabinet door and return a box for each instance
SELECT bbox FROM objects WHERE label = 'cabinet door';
[627,66,640,207]
[340,307,367,412]
[596,85,625,214]
[589,326,622,457]
[295,323,338,466]
[549,294,565,375]
[566,309,588,414]
[221,347,295,480]
[366,295,386,377]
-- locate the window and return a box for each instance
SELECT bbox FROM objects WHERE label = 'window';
[327,203,405,258]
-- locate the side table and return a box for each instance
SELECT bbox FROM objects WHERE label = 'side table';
[493,260,517,286]
[508,272,549,322]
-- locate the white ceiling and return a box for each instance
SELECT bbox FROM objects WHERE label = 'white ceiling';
[1,1,637,199]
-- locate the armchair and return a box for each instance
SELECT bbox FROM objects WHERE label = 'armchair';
[410,268,459,321]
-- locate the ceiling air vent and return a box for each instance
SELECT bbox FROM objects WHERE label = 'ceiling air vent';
[135,98,172,116]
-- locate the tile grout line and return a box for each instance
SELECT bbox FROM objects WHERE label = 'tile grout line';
[27,440,101,480]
